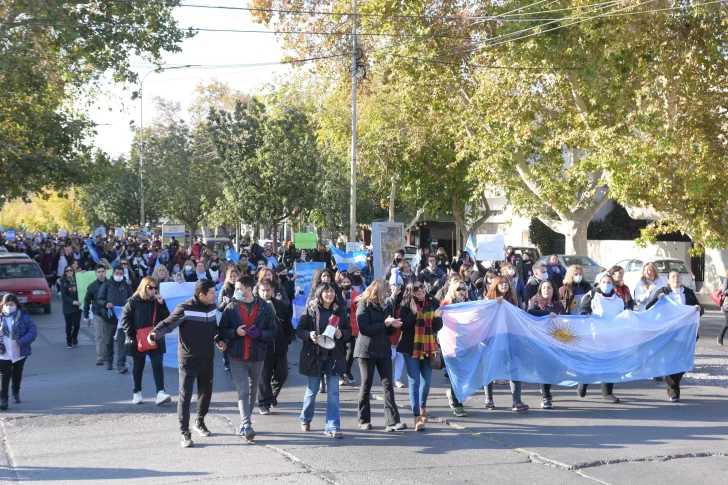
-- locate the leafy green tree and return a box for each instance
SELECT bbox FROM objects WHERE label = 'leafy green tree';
[0,1,191,204]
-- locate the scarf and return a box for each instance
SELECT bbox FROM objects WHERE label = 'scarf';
[412,299,438,360]
[0,312,21,354]
[238,301,259,360]
[533,296,565,314]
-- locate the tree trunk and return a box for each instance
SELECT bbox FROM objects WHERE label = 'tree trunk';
[271,221,278,253]
[539,217,589,255]
[388,177,396,222]
[188,223,198,246]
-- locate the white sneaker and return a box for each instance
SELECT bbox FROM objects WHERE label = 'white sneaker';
[156,390,172,406]
[132,392,144,405]
[395,380,405,388]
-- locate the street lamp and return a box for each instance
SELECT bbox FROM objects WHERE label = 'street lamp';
[138,65,198,235]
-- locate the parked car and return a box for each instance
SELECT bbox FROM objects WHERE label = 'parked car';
[535,254,605,283]
[0,259,52,313]
[604,258,695,291]
[0,253,30,259]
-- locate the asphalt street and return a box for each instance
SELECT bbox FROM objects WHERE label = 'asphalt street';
[0,296,726,485]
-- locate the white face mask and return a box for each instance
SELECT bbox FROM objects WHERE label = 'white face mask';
[601,283,613,294]
[573,275,583,284]
[508,269,515,276]
[2,306,17,315]
[234,290,244,301]
[113,275,124,282]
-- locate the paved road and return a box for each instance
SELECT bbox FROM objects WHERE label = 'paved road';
[0,296,726,484]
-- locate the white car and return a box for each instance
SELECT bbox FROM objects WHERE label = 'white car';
[404,245,419,265]
[599,258,695,291]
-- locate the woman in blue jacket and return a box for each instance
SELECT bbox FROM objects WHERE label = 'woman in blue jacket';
[0,294,38,410]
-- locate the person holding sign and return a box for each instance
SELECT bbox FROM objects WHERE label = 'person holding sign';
[558,265,592,315]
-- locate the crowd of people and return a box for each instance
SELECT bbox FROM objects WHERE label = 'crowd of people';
[0,233,709,447]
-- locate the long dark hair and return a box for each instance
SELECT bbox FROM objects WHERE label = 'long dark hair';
[0,294,24,312]
[313,282,336,308]
[401,278,431,308]
[535,279,559,303]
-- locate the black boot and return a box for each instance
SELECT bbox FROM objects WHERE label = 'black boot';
[0,399,8,410]
[12,393,20,404]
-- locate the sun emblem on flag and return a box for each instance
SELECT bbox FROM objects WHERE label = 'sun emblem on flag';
[547,321,581,346]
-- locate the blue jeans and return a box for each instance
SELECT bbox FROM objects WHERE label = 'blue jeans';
[300,357,340,432]
[403,354,432,416]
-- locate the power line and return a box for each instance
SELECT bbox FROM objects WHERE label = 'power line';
[389,53,581,71]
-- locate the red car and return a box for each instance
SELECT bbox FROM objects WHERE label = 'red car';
[0,258,52,314]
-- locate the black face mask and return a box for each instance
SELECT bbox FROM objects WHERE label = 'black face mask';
[341,284,352,291]
[210,265,218,271]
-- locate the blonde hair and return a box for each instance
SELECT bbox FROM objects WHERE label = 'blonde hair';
[133,276,157,299]
[641,262,660,285]
[153,265,170,282]
[563,265,583,286]
[359,279,388,305]
[444,279,466,304]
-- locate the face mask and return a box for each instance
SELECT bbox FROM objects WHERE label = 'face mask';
[173,267,180,273]
[210,265,218,271]
[573,275,583,284]
[2,306,17,315]
[341,284,352,291]
[601,283,613,294]
[234,290,244,301]
[540,272,549,280]
[113,275,124,282]
[508,269,515,276]
[185,267,193,274]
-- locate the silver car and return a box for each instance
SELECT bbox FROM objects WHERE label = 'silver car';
[611,258,695,291]
[535,255,605,282]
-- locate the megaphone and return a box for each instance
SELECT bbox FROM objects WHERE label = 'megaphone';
[317,314,340,350]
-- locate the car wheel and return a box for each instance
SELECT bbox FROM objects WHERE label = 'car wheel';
[43,305,51,314]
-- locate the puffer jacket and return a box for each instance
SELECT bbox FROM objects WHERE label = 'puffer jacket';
[0,310,37,357]
[219,297,277,362]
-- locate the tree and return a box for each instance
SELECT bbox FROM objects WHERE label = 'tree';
[0,1,191,204]
[207,97,322,251]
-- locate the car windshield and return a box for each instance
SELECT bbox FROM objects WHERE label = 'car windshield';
[563,256,598,267]
[405,247,418,255]
[0,263,44,279]
[654,260,689,274]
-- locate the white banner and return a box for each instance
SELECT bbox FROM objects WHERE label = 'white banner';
[476,234,505,261]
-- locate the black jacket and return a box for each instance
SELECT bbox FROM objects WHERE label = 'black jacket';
[97,279,133,323]
[61,280,81,315]
[396,297,443,356]
[82,278,106,319]
[217,285,235,313]
[524,276,541,304]
[152,296,219,362]
[219,297,278,362]
[647,286,704,316]
[121,295,171,357]
[353,301,396,359]
[267,298,295,355]
[295,302,350,377]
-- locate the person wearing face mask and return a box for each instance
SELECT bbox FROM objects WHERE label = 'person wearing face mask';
[97,267,133,372]
[0,294,38,410]
[131,250,149,280]
[527,280,568,409]
[525,263,548,303]
[385,249,406,281]
[559,265,593,315]
[646,270,703,402]
[182,262,198,283]
[60,268,82,349]
[121,277,172,406]
[83,265,110,365]
[500,262,525,308]
[577,274,626,403]
[418,256,446,296]
[218,267,242,371]
[435,248,450,274]
[219,275,278,440]
[521,251,534,280]
[256,278,294,415]
[208,262,221,283]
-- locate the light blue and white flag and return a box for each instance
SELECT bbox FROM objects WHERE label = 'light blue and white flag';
[226,248,240,264]
[440,298,699,402]
[410,249,421,272]
[329,242,368,270]
[465,235,477,260]
[292,262,326,328]
[85,239,100,264]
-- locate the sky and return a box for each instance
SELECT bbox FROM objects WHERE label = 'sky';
[89,1,291,157]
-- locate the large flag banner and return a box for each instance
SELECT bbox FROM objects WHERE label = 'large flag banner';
[85,238,100,264]
[440,298,699,402]
[292,262,325,328]
[330,242,368,270]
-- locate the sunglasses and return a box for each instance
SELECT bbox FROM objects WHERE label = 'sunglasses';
[457,287,467,291]
[413,285,424,290]
[65,269,74,273]
[146,286,158,291]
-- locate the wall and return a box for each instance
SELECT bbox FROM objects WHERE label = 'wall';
[704,248,728,293]
[586,240,691,271]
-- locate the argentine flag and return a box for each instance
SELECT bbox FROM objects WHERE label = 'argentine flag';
[465,235,477,260]
[440,298,700,402]
[329,242,368,269]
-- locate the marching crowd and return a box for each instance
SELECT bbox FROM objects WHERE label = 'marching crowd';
[0,233,712,447]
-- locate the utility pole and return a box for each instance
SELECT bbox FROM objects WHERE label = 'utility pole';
[349,0,358,243]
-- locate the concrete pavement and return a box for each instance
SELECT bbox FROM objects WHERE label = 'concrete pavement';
[0,297,726,485]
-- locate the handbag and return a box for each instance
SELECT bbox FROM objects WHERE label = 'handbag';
[429,349,445,370]
[136,304,158,353]
[710,288,725,308]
